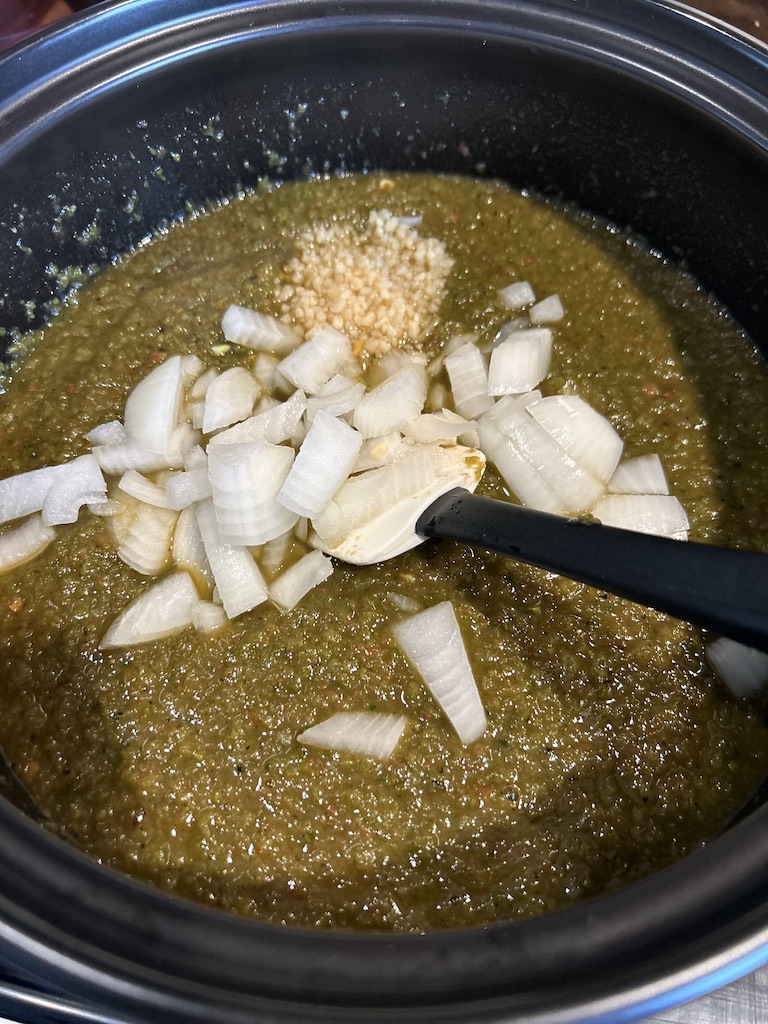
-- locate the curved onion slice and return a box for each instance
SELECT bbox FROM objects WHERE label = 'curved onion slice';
[0,515,56,573]
[277,326,355,395]
[278,411,363,519]
[195,499,268,619]
[608,454,669,495]
[208,390,307,448]
[444,341,494,420]
[42,455,108,525]
[591,493,689,539]
[526,394,623,484]
[353,365,428,439]
[118,470,172,509]
[488,329,553,396]
[117,503,178,575]
[124,355,184,455]
[172,505,213,593]
[392,602,486,745]
[269,549,333,611]
[498,280,535,309]
[706,638,768,698]
[202,367,260,435]
[298,711,407,760]
[100,570,199,649]
[0,465,62,526]
[221,305,301,354]
[208,441,298,546]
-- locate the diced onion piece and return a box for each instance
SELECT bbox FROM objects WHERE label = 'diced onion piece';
[117,503,178,575]
[92,437,180,476]
[0,465,62,526]
[165,468,212,510]
[85,421,128,446]
[195,499,268,618]
[88,498,127,517]
[313,448,435,547]
[276,326,355,395]
[427,332,477,378]
[269,550,334,611]
[306,374,365,422]
[608,454,669,495]
[498,280,536,309]
[403,411,475,444]
[444,342,494,419]
[479,401,604,514]
[118,470,173,509]
[221,305,301,354]
[124,355,184,455]
[353,365,428,439]
[706,638,768,698]
[527,394,623,484]
[189,367,219,401]
[488,329,553,395]
[172,505,213,593]
[180,354,205,381]
[208,390,307,447]
[202,367,259,434]
[529,294,564,324]
[278,411,363,519]
[392,602,486,745]
[42,454,108,525]
[354,432,404,473]
[591,493,689,538]
[192,600,228,634]
[100,570,199,649]
[298,712,407,761]
[0,515,56,573]
[386,592,422,613]
[252,352,280,392]
[368,349,427,388]
[490,318,532,350]
[260,528,295,572]
[208,441,298,546]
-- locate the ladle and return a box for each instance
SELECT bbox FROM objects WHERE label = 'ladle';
[325,459,768,654]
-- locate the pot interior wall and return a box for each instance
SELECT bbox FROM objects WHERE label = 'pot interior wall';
[1,18,767,357]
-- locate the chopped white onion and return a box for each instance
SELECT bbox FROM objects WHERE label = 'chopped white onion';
[276,325,355,395]
[191,600,228,634]
[354,432,405,473]
[0,465,62,526]
[42,455,108,525]
[208,441,298,546]
[591,493,689,538]
[195,499,268,618]
[392,602,486,745]
[252,352,281,392]
[353,365,428,439]
[260,528,295,572]
[85,421,128,447]
[117,503,178,576]
[221,305,301,354]
[526,394,623,484]
[386,592,422,613]
[487,329,553,395]
[100,570,200,649]
[403,411,475,444]
[269,550,334,611]
[208,390,307,448]
[278,411,363,519]
[444,342,494,419]
[180,354,205,381]
[313,448,435,547]
[529,294,564,324]
[306,374,365,423]
[427,332,478,379]
[118,470,173,509]
[165,468,212,510]
[202,366,260,435]
[172,504,213,593]
[608,454,669,495]
[298,711,407,760]
[92,437,179,476]
[189,367,219,401]
[0,515,56,573]
[124,355,185,456]
[706,638,768,698]
[498,280,536,309]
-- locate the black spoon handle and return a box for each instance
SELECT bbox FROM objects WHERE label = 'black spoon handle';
[417,488,768,654]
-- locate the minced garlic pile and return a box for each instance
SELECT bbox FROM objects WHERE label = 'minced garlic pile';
[276,209,454,358]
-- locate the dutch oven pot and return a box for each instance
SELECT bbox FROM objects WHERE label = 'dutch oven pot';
[1,1,768,1021]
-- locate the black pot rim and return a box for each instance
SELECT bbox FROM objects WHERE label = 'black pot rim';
[2,2,768,1022]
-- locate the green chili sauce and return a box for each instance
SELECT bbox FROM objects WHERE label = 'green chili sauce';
[1,173,767,932]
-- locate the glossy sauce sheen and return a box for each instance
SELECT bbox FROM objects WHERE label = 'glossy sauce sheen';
[1,174,767,932]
